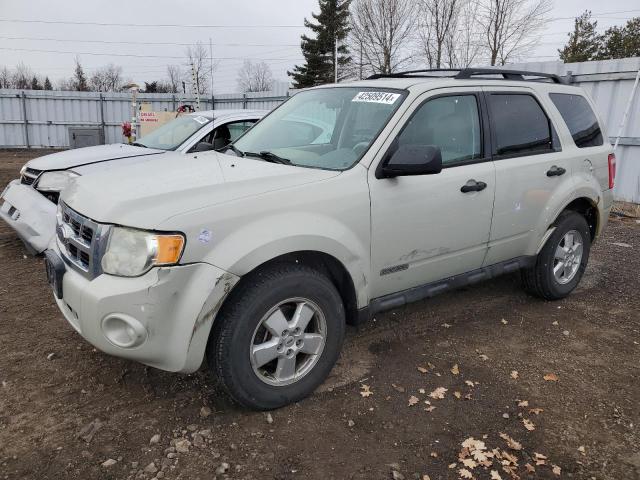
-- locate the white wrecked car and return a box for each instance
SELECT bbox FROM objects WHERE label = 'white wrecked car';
[0,109,265,253]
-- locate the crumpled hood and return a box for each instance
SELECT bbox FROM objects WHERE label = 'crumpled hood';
[27,144,164,171]
[61,151,340,228]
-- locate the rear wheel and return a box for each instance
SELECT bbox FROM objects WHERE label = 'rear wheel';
[522,211,591,300]
[207,264,345,410]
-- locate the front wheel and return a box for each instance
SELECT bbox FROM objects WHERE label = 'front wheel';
[207,264,345,410]
[522,211,591,300]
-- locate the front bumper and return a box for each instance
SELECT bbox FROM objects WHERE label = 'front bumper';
[49,245,239,373]
[0,179,56,254]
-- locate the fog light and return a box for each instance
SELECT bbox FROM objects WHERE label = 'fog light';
[101,313,147,348]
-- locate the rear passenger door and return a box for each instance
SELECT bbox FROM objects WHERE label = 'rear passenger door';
[482,87,572,265]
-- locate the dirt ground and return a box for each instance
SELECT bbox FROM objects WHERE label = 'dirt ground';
[0,149,639,480]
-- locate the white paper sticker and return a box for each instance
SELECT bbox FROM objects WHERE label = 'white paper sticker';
[193,115,209,125]
[352,91,401,104]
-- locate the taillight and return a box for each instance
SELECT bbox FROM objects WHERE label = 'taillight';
[608,153,616,189]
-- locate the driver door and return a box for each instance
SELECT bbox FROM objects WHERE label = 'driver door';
[369,89,496,298]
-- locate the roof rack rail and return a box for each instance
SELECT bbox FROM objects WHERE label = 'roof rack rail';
[367,68,566,84]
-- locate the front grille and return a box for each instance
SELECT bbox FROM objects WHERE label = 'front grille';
[21,168,41,186]
[56,202,110,279]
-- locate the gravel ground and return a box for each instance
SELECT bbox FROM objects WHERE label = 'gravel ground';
[0,149,639,480]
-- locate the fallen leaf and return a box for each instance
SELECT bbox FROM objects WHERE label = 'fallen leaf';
[459,468,473,479]
[419,388,426,394]
[525,463,536,473]
[534,452,547,466]
[529,408,544,415]
[454,391,462,399]
[408,395,419,406]
[424,405,436,412]
[578,445,586,455]
[479,354,489,361]
[499,432,522,450]
[552,465,561,476]
[423,476,431,480]
[552,320,559,326]
[543,373,559,382]
[465,380,475,387]
[448,463,457,469]
[462,437,486,451]
[502,450,518,465]
[523,418,535,431]
[417,366,429,374]
[501,319,508,325]
[490,471,503,480]
[510,370,519,380]
[464,393,473,400]
[451,364,460,375]
[392,383,405,393]
[360,384,373,397]
[428,362,436,369]
[430,452,438,458]
[429,387,448,399]
[442,323,452,328]
[517,400,529,407]
[461,458,477,469]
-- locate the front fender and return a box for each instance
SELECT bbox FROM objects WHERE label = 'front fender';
[203,212,371,308]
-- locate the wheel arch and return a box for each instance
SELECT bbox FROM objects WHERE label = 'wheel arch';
[225,250,362,326]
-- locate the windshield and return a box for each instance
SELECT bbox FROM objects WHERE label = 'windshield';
[135,114,211,150]
[233,87,406,170]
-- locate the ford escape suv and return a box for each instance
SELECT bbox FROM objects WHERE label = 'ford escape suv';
[42,69,615,410]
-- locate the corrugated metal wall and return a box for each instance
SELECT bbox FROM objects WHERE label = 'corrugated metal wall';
[507,57,640,203]
[0,89,289,148]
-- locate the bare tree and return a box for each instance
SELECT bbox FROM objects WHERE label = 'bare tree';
[184,42,212,95]
[237,60,274,93]
[350,0,418,75]
[418,0,461,68]
[446,0,484,67]
[478,0,552,66]
[90,64,123,92]
[12,62,33,89]
[0,66,12,88]
[166,65,182,93]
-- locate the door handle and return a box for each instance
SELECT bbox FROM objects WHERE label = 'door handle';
[546,165,566,177]
[460,179,487,193]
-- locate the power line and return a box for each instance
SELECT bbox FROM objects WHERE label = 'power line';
[0,35,299,48]
[0,46,302,61]
[0,18,304,28]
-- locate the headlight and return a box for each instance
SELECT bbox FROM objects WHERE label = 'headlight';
[36,171,79,192]
[101,227,185,277]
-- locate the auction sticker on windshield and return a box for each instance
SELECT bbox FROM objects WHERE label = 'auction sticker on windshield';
[193,116,209,125]
[352,91,401,104]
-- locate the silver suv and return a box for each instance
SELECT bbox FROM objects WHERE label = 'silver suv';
[42,69,615,409]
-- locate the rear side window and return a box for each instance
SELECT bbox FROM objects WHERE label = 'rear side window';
[549,93,603,148]
[487,94,553,157]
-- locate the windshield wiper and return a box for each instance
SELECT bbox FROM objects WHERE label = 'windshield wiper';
[245,150,292,165]
[131,142,148,148]
[222,144,245,157]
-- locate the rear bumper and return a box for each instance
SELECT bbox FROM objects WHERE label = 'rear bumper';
[49,244,240,373]
[599,188,614,235]
[0,179,56,254]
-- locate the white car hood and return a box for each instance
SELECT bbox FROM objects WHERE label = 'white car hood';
[27,144,164,171]
[61,151,340,228]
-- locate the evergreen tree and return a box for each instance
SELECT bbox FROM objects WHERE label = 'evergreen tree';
[43,77,53,90]
[72,57,89,91]
[30,76,42,90]
[558,11,600,63]
[288,0,351,88]
[598,17,640,60]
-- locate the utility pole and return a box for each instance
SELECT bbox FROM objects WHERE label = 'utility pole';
[334,34,338,83]
[191,62,200,111]
[209,37,214,106]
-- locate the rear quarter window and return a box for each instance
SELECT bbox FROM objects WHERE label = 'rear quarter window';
[549,93,603,148]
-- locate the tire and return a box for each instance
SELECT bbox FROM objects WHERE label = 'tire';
[207,263,346,410]
[522,211,591,300]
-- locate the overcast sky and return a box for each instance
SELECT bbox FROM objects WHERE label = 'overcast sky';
[0,0,638,93]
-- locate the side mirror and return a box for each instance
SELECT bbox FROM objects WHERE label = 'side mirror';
[192,141,214,152]
[378,144,443,179]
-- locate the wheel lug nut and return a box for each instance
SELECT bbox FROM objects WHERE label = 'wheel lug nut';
[282,329,289,337]
[286,349,293,356]
[296,339,303,347]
